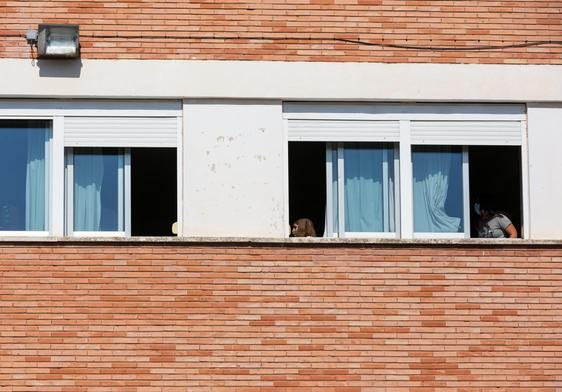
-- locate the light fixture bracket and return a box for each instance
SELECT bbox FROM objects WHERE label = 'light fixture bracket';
[26,29,38,46]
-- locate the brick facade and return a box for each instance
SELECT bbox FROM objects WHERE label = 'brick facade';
[0,1,561,64]
[0,242,561,390]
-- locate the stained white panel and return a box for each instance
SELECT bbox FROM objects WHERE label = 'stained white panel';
[64,117,178,147]
[410,121,522,145]
[182,100,285,237]
[288,119,400,142]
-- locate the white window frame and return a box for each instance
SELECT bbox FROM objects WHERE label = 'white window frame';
[65,148,131,237]
[411,146,470,239]
[326,142,400,239]
[0,100,183,238]
[0,117,52,237]
[284,103,529,240]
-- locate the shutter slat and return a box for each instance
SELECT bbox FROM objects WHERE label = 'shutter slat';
[411,121,522,145]
[287,119,400,142]
[64,117,178,147]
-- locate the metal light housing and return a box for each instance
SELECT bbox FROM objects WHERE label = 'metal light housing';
[37,24,80,59]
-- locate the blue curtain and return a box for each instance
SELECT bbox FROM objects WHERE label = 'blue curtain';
[25,129,46,231]
[74,150,105,231]
[344,143,394,232]
[0,122,47,231]
[413,147,463,233]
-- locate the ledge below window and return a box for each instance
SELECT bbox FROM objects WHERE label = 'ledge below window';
[0,236,561,247]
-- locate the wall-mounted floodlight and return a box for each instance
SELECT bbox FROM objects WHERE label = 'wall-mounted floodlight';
[27,24,80,59]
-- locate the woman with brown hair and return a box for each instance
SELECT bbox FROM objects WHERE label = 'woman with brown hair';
[291,218,317,237]
[475,196,518,238]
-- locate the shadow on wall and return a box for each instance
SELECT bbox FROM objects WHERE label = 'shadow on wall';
[37,59,82,78]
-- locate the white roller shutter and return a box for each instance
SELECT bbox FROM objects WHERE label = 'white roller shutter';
[410,121,522,145]
[64,117,178,147]
[287,119,400,142]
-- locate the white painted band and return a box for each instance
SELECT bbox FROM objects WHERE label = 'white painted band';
[1,59,561,102]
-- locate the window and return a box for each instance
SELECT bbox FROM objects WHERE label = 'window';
[288,141,398,238]
[0,120,50,233]
[412,146,467,236]
[468,146,522,238]
[130,148,177,236]
[65,147,177,237]
[67,148,127,235]
[288,142,326,236]
[410,145,523,239]
[328,142,398,237]
[285,103,526,239]
[0,101,183,238]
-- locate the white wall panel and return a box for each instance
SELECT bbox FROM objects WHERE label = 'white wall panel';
[183,100,284,237]
[527,104,562,239]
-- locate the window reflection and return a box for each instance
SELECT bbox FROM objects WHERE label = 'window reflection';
[0,120,48,231]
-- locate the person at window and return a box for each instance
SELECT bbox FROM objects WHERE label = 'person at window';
[291,218,317,237]
[475,198,518,238]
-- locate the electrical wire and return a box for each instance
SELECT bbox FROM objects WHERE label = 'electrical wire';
[2,32,561,51]
[337,38,562,51]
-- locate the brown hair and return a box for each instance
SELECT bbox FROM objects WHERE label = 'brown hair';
[291,218,317,237]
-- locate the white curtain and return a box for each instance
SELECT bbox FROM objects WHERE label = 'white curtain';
[344,144,394,232]
[331,148,338,234]
[25,129,46,231]
[74,150,104,231]
[413,147,462,233]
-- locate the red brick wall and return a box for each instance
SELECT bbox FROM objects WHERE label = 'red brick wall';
[0,243,561,391]
[0,0,561,64]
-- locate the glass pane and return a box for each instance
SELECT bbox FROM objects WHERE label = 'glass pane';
[413,146,463,233]
[343,143,395,232]
[331,147,338,235]
[74,148,123,232]
[0,120,48,231]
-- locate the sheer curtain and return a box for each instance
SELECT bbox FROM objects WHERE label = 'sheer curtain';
[74,150,105,231]
[331,148,338,234]
[25,129,46,231]
[413,146,463,233]
[344,143,394,232]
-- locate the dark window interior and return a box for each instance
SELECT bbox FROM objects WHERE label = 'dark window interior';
[288,142,326,236]
[469,146,522,238]
[131,148,177,236]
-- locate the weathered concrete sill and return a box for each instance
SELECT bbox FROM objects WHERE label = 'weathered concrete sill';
[0,236,561,247]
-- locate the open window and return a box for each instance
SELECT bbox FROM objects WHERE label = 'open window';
[410,145,522,239]
[468,146,522,238]
[284,102,526,240]
[288,141,398,238]
[65,147,177,237]
[288,142,326,236]
[131,148,177,236]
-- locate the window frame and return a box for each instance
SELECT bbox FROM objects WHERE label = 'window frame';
[0,100,183,238]
[65,147,131,237]
[325,142,400,239]
[284,103,529,240]
[0,117,52,237]
[411,145,471,239]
